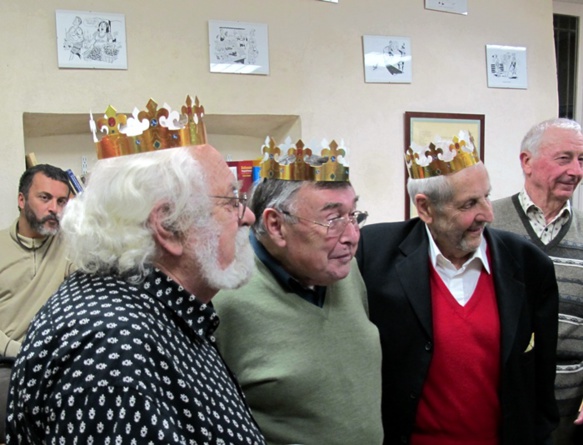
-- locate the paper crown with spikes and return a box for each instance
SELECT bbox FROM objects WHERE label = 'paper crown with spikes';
[405,130,480,179]
[260,136,350,182]
[90,95,207,159]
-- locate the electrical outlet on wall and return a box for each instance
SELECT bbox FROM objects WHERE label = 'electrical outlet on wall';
[81,156,88,177]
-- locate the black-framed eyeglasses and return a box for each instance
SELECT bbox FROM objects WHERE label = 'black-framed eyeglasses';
[209,193,248,221]
[281,210,368,237]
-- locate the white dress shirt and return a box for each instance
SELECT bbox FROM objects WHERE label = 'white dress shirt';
[426,225,491,306]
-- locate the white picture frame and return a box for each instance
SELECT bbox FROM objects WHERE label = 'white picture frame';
[425,0,468,15]
[362,35,412,84]
[208,20,269,75]
[55,10,128,70]
[485,44,528,89]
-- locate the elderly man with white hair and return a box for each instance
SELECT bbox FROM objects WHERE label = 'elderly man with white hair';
[492,118,583,444]
[6,144,266,445]
[358,131,559,445]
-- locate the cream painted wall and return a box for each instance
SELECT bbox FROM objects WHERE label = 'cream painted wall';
[0,0,558,227]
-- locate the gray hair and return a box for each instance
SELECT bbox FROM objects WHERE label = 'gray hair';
[407,174,454,210]
[60,147,212,282]
[521,118,581,157]
[250,179,353,238]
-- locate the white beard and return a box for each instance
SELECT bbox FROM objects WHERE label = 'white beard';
[195,226,255,291]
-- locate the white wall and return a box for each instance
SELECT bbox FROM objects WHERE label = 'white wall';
[0,0,559,227]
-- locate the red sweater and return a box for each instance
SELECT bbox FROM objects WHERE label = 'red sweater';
[412,263,501,445]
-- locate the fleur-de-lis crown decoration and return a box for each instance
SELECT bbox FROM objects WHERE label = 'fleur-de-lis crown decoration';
[405,130,480,179]
[90,95,207,159]
[260,136,350,182]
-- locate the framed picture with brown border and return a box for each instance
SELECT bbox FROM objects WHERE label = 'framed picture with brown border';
[404,111,485,219]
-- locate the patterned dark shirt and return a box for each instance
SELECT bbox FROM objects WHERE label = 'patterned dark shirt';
[6,270,266,445]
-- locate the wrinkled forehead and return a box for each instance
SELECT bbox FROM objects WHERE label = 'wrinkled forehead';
[298,182,357,210]
[30,173,70,195]
[448,163,491,197]
[542,127,583,152]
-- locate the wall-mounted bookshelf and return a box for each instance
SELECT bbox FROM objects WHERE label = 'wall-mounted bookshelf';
[23,112,301,177]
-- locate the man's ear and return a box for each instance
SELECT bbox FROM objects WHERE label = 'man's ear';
[150,202,184,257]
[520,151,532,176]
[17,192,25,212]
[263,208,287,248]
[414,194,434,224]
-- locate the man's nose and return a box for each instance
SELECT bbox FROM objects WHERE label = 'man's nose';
[339,219,360,244]
[240,206,256,226]
[477,200,494,223]
[567,157,583,177]
[47,198,59,213]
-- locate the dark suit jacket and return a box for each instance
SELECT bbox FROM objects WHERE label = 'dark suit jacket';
[356,218,559,445]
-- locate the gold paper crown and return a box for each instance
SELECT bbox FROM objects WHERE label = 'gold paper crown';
[405,130,480,179]
[90,95,207,159]
[260,137,349,182]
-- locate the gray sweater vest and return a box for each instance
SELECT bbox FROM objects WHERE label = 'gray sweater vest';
[492,195,583,418]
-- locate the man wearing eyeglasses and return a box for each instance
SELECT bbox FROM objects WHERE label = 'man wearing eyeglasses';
[6,145,267,445]
[212,155,383,445]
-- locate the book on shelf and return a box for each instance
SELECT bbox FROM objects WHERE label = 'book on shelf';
[66,169,84,195]
[25,152,38,169]
[227,160,255,193]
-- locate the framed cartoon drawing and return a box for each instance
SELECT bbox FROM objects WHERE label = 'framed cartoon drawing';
[362,35,412,83]
[486,45,528,89]
[208,20,269,75]
[55,10,127,70]
[425,0,468,15]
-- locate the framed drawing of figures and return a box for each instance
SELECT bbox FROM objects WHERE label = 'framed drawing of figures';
[362,35,412,83]
[486,45,528,89]
[55,10,127,70]
[209,20,269,75]
[425,0,468,15]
